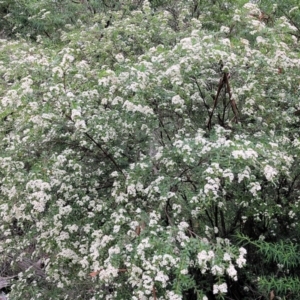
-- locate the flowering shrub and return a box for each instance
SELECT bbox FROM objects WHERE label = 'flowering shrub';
[1,0,300,299]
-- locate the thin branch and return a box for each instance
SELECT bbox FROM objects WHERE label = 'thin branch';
[219,209,226,236]
[84,132,126,178]
[165,198,173,226]
[63,114,125,177]
[205,209,214,228]
[158,118,172,142]
[152,284,157,300]
[279,8,300,35]
[214,205,218,235]
[191,76,210,113]
[207,73,227,130]
[223,73,239,123]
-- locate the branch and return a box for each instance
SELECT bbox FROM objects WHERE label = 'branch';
[64,113,125,177]
[84,132,126,178]
[223,73,239,123]
[7,254,46,278]
[0,276,15,289]
[205,209,215,228]
[207,73,227,130]
[279,8,300,35]
[191,76,210,113]
[152,284,157,300]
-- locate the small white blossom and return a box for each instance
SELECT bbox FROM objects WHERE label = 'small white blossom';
[232,148,258,160]
[227,264,238,280]
[220,26,230,33]
[223,253,231,261]
[264,165,278,181]
[249,182,261,196]
[213,283,228,294]
[172,95,184,106]
[115,53,124,62]
[256,36,266,45]
[211,265,224,276]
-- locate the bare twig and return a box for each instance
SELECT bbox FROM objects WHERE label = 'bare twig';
[84,132,126,178]
[223,73,239,123]
[152,284,157,300]
[207,73,227,130]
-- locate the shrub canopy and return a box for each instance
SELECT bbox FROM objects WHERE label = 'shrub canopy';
[1,0,300,299]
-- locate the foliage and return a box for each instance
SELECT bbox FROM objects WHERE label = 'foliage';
[0,0,300,299]
[238,234,300,298]
[259,0,300,36]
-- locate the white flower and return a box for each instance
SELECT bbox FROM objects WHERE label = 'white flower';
[232,148,258,159]
[244,3,261,15]
[249,182,261,196]
[115,53,124,62]
[180,37,193,49]
[204,177,220,196]
[71,109,81,120]
[211,265,224,275]
[127,184,136,196]
[239,247,247,256]
[223,169,234,182]
[236,256,246,268]
[75,119,87,131]
[66,91,75,98]
[113,225,120,233]
[239,38,249,46]
[154,271,169,287]
[197,250,208,265]
[223,253,231,261]
[98,264,119,282]
[178,222,189,230]
[172,95,184,106]
[256,36,266,45]
[220,26,230,33]
[166,291,182,300]
[213,283,228,294]
[61,53,74,66]
[52,66,64,78]
[264,165,278,181]
[207,250,215,260]
[238,167,251,183]
[227,264,238,280]
[233,14,241,22]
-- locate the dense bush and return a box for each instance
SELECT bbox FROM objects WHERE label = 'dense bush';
[0,0,300,299]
